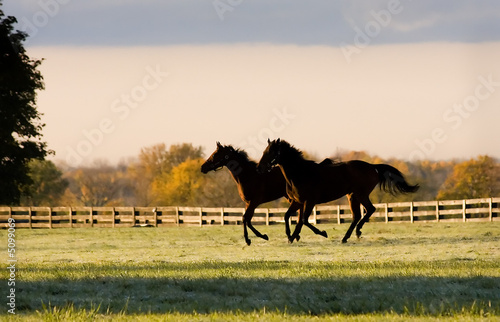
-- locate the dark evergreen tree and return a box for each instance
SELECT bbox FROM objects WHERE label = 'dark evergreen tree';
[21,160,68,206]
[1,4,51,205]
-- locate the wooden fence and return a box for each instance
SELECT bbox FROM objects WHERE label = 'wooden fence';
[0,197,498,229]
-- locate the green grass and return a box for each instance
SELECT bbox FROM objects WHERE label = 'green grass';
[1,222,500,321]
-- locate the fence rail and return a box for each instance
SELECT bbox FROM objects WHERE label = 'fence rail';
[1,197,499,229]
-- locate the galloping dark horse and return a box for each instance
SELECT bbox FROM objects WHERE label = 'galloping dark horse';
[257,139,419,243]
[201,142,303,245]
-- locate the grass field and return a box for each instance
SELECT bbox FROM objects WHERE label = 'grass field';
[1,222,500,321]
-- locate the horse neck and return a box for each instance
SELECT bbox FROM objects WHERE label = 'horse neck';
[226,154,257,183]
[277,152,306,184]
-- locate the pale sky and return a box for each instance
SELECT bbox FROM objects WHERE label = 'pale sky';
[3,1,500,165]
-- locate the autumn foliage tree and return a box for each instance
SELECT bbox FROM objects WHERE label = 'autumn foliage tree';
[127,144,169,206]
[152,158,207,206]
[128,143,204,206]
[437,155,500,200]
[152,157,243,207]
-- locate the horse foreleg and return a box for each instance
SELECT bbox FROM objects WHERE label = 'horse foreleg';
[242,205,253,246]
[290,221,303,243]
[284,202,301,242]
[243,221,251,246]
[342,194,362,243]
[290,202,314,243]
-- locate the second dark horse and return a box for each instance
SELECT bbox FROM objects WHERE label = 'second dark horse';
[258,139,420,243]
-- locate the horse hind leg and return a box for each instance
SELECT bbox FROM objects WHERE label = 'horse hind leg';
[342,194,362,243]
[304,222,328,238]
[242,205,261,246]
[247,221,269,241]
[243,203,269,246]
[355,195,376,239]
[303,207,328,239]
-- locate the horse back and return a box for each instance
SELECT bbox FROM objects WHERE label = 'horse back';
[344,160,379,193]
[285,159,378,204]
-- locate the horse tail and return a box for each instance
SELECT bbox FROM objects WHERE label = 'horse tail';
[375,164,419,195]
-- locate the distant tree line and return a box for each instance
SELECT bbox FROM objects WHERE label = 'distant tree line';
[11,142,500,207]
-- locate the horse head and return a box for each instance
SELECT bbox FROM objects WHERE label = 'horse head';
[201,141,236,173]
[257,138,283,173]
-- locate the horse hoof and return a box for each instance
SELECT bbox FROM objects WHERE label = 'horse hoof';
[246,239,251,246]
[320,231,328,238]
[341,239,348,244]
[288,238,294,244]
[262,234,269,241]
[296,235,301,242]
[356,231,362,238]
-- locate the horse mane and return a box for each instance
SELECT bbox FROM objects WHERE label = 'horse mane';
[277,140,306,161]
[224,144,258,167]
[278,140,344,166]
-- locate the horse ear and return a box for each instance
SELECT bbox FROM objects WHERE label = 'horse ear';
[267,138,271,144]
[216,141,221,148]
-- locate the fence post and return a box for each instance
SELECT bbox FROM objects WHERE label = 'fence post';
[489,197,493,222]
[69,207,73,228]
[266,208,270,226]
[48,207,52,229]
[410,202,414,223]
[199,207,203,227]
[337,205,341,225]
[384,203,388,223]
[462,199,466,222]
[220,208,224,226]
[28,207,32,229]
[313,207,317,224]
[8,207,13,227]
[435,201,440,222]
[175,207,180,226]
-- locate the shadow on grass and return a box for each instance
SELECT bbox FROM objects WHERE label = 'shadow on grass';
[13,261,500,316]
